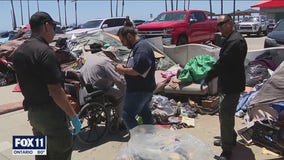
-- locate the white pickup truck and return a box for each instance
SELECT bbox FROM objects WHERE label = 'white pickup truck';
[236,16,268,37]
[65,17,130,36]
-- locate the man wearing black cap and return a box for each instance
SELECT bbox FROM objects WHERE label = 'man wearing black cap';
[13,12,81,160]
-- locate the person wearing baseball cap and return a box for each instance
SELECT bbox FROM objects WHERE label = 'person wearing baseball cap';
[13,11,81,160]
[29,11,57,29]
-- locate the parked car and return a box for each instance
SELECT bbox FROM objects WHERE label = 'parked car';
[264,19,284,48]
[0,30,21,43]
[0,31,12,43]
[236,15,268,36]
[267,19,276,33]
[136,10,218,45]
[66,17,132,35]
[133,20,146,27]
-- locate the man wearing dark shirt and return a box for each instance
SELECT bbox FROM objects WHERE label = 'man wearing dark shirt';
[116,26,156,129]
[13,12,81,160]
[202,14,247,160]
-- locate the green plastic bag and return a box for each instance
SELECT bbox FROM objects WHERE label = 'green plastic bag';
[178,54,216,83]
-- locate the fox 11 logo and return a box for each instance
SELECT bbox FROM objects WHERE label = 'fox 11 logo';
[12,136,47,155]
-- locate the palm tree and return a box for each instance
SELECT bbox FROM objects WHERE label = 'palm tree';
[27,0,30,21]
[170,0,173,11]
[176,0,178,10]
[36,0,39,11]
[116,0,118,17]
[221,0,223,14]
[187,0,190,9]
[64,0,67,26]
[164,0,167,11]
[10,0,17,30]
[233,0,236,22]
[209,0,212,19]
[57,0,62,25]
[20,0,24,25]
[72,0,78,27]
[110,0,113,17]
[121,0,124,16]
[183,0,186,10]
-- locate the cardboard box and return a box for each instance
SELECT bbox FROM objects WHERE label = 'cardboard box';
[201,96,219,108]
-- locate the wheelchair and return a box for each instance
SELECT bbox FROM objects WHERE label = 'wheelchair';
[63,70,119,145]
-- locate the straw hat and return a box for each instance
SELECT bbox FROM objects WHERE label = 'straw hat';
[101,46,119,61]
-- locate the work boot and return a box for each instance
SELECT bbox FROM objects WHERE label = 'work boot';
[213,139,236,147]
[219,150,232,160]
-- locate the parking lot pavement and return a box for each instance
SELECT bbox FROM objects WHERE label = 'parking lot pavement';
[0,84,23,115]
[0,109,282,160]
[0,110,128,160]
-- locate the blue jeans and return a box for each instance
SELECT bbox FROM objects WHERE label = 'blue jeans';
[122,92,154,129]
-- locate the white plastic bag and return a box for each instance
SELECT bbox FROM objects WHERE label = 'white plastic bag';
[116,125,214,160]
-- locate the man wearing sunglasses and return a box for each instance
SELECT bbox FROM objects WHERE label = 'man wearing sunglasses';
[13,12,81,160]
[201,15,247,160]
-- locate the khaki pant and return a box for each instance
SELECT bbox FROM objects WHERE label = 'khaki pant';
[28,104,73,160]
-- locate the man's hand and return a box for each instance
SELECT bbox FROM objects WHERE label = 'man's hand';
[200,79,207,91]
[115,64,125,75]
[71,115,81,135]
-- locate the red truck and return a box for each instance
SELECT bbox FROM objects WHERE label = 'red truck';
[136,10,218,45]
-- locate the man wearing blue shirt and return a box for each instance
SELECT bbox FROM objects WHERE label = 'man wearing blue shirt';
[116,26,156,129]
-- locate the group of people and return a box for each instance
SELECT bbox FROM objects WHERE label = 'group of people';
[13,11,247,160]
[13,11,155,159]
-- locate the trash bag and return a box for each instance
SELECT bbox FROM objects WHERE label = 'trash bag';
[55,37,67,49]
[245,63,270,87]
[178,55,216,83]
[116,125,214,160]
[151,95,179,124]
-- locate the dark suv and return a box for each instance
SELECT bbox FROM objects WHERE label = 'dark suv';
[264,19,284,48]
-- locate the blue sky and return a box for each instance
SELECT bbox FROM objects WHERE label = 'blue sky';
[0,0,260,31]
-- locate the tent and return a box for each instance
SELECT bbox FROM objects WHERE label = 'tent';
[251,0,284,8]
[248,61,284,122]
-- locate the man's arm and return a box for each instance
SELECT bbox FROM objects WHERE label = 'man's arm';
[47,83,77,118]
[115,64,140,76]
[205,38,241,82]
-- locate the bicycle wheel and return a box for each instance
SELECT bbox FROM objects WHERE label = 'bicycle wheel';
[77,102,109,144]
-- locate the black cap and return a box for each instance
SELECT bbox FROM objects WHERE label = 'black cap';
[29,11,56,29]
